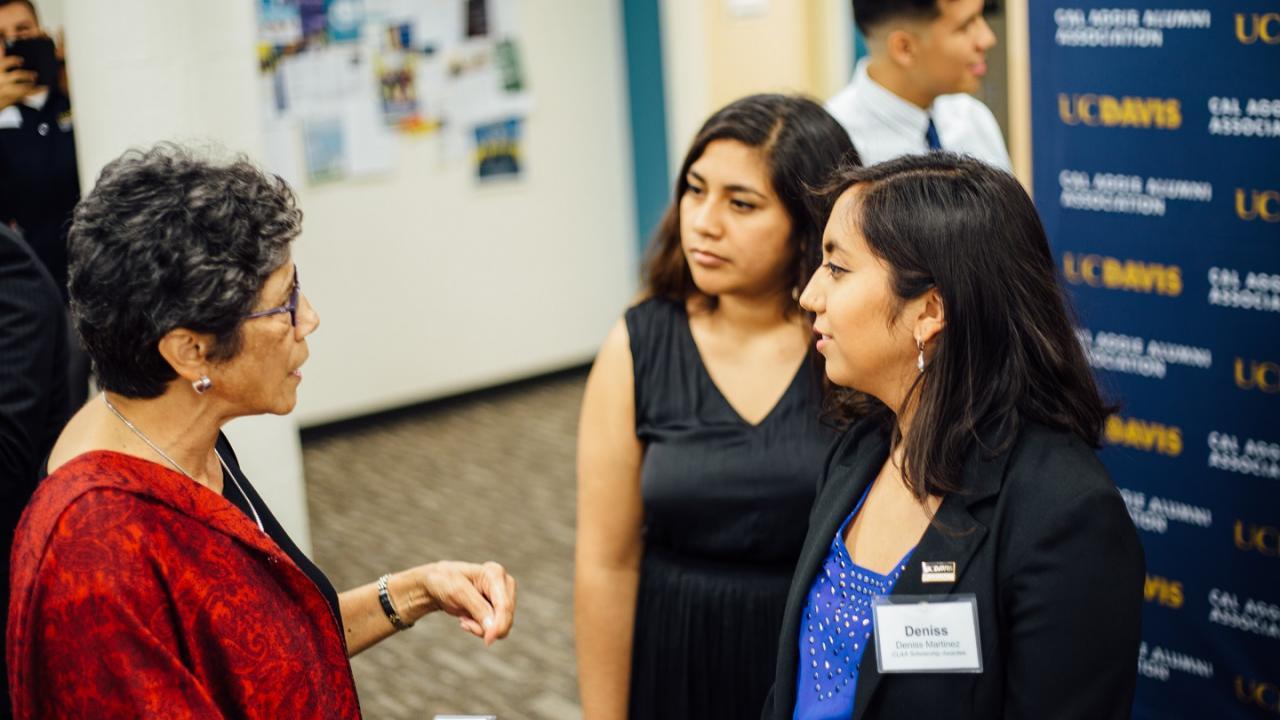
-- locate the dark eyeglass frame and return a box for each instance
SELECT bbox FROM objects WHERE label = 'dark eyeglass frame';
[244,266,300,327]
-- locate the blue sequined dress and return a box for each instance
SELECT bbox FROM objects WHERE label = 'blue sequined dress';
[792,485,914,720]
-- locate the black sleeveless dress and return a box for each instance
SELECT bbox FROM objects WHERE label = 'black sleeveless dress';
[625,298,839,719]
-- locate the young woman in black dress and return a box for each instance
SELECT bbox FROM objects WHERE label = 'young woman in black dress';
[574,94,856,719]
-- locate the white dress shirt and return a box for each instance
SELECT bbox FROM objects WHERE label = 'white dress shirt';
[0,89,50,129]
[826,59,1010,170]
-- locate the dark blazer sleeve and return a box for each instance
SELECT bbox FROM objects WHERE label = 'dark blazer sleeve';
[0,225,68,493]
[997,436,1145,719]
[0,224,69,720]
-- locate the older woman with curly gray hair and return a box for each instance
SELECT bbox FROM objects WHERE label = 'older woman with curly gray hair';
[6,143,516,719]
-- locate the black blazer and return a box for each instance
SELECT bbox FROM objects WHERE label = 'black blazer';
[0,224,68,489]
[0,223,69,720]
[762,419,1144,720]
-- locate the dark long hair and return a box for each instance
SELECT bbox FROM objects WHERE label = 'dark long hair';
[642,93,858,311]
[824,153,1110,500]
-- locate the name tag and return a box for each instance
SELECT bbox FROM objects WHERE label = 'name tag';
[921,561,956,583]
[871,594,983,673]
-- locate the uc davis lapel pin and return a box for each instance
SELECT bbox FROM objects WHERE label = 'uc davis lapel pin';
[921,561,957,583]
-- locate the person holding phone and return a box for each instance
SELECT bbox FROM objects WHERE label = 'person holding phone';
[0,0,79,299]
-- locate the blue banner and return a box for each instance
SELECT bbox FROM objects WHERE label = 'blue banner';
[1028,4,1279,718]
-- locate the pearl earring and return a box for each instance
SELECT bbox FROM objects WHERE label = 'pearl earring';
[192,376,213,394]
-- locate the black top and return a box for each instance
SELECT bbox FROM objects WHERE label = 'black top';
[761,419,1145,720]
[624,297,838,720]
[0,90,80,299]
[216,434,342,625]
[629,297,836,566]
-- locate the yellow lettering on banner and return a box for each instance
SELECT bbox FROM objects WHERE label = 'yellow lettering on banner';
[1143,575,1184,608]
[1062,253,1182,296]
[1057,95,1181,128]
[1237,189,1280,222]
[1058,94,1074,124]
[1235,676,1280,713]
[1235,521,1280,557]
[1104,416,1183,455]
[1235,358,1280,393]
[1100,96,1122,125]
[1236,13,1280,45]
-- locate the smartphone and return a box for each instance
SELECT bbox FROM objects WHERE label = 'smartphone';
[3,37,58,89]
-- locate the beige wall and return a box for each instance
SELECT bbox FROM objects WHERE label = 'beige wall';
[706,0,851,107]
[706,2,806,107]
[1004,0,1032,189]
[661,0,851,169]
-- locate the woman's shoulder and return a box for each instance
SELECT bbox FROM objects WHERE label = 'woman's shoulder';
[624,295,685,330]
[1003,422,1112,496]
[817,416,889,492]
[828,416,888,464]
[622,296,689,369]
[992,422,1143,586]
[31,451,139,507]
[21,452,195,554]
[990,421,1131,537]
[13,455,180,593]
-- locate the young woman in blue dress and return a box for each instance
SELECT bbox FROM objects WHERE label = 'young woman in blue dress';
[763,153,1145,720]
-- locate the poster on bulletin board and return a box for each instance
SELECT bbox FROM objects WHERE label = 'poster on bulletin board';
[256,0,532,186]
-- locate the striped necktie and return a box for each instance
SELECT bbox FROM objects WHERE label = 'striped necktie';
[925,117,943,150]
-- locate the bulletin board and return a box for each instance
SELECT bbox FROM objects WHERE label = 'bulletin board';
[256,0,532,186]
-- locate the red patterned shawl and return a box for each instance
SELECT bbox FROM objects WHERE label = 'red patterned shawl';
[6,451,362,719]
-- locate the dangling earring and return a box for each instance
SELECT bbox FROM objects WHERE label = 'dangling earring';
[192,375,213,394]
[916,340,926,373]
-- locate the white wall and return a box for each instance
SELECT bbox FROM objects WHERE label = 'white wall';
[60,0,637,550]
[287,2,637,426]
[659,0,710,176]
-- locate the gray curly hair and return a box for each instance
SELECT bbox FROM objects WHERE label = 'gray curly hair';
[68,143,302,398]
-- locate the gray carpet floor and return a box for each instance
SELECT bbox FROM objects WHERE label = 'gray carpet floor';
[303,370,588,720]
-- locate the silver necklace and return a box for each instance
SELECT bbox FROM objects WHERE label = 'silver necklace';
[102,394,265,533]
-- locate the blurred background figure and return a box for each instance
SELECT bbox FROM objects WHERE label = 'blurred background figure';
[827,0,1010,169]
[0,222,67,720]
[574,94,856,720]
[0,0,88,410]
[0,0,77,295]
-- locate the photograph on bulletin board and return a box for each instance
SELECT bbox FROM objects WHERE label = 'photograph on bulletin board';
[473,116,522,182]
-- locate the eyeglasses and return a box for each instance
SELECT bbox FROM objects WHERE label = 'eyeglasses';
[244,266,300,327]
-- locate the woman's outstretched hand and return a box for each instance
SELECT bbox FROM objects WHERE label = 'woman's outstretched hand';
[414,561,517,646]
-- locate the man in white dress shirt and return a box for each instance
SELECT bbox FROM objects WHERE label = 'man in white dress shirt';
[827,0,1010,170]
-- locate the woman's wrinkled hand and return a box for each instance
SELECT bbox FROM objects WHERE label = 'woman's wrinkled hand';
[415,561,516,646]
